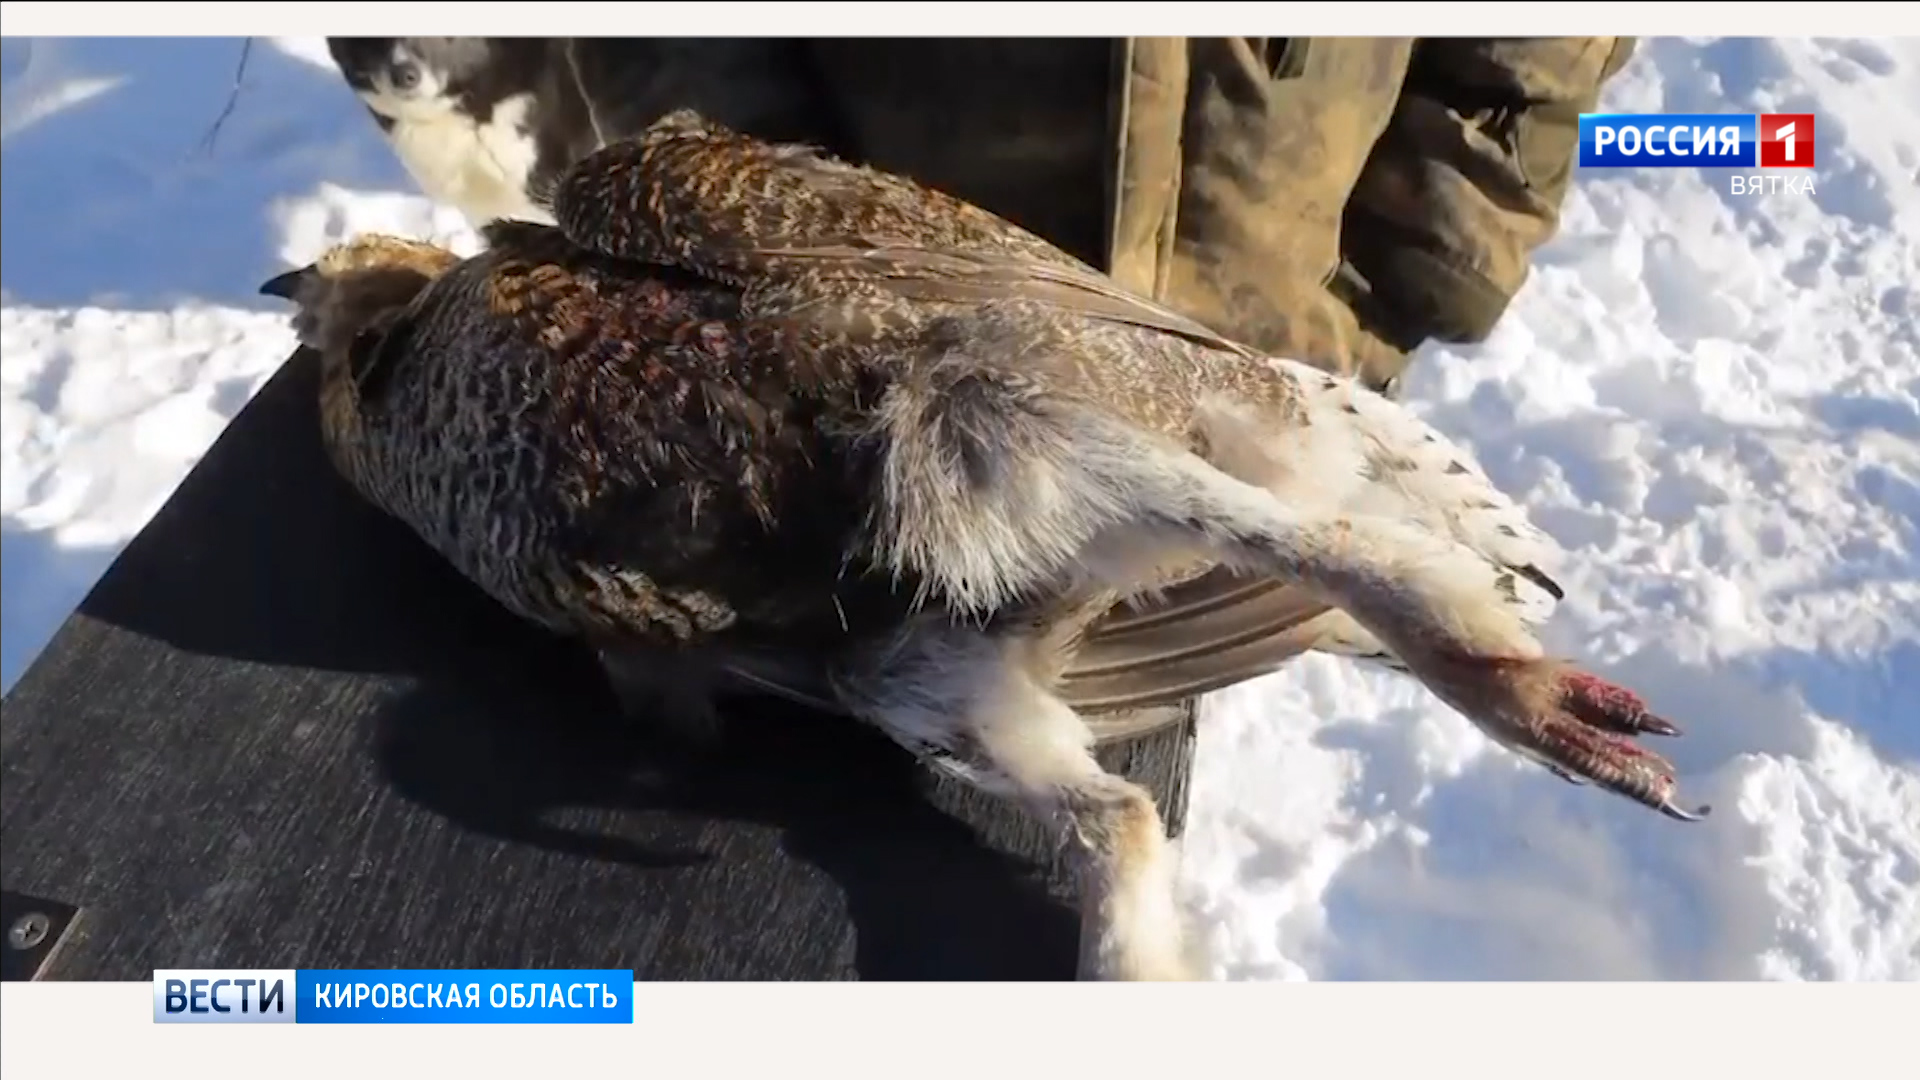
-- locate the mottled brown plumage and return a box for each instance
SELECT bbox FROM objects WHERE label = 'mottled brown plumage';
[263,222,932,711]
[262,110,1707,981]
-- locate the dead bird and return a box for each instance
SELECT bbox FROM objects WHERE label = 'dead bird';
[260,109,1709,981]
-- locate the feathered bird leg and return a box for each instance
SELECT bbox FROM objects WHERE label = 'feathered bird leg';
[1162,406,1712,822]
[1189,503,1706,819]
[850,333,1706,822]
[831,620,1201,982]
[1186,395,1710,820]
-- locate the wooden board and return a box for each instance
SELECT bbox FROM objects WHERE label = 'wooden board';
[0,347,1196,981]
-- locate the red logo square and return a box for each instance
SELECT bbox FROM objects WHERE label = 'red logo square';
[1759,113,1815,168]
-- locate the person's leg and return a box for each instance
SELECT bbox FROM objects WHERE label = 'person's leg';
[1339,38,1640,378]
[1151,37,1422,393]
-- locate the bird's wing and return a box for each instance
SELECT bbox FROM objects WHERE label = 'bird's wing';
[1060,574,1338,711]
[542,109,1263,360]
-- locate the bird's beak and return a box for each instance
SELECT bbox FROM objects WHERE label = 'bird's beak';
[258,266,314,300]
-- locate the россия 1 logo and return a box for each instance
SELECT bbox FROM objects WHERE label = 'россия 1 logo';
[1578,112,1815,196]
[1757,114,1815,168]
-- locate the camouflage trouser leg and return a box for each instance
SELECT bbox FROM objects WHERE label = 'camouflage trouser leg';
[1113,38,1419,392]
[1120,37,1636,394]
[1341,38,1640,357]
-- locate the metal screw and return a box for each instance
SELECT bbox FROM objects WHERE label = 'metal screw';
[8,912,49,951]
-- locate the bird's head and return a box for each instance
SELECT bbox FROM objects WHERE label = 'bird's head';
[259,235,460,358]
[260,235,461,491]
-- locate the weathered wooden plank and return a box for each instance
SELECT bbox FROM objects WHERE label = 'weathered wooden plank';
[0,348,1196,981]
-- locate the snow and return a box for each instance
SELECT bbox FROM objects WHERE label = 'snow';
[3,36,1916,982]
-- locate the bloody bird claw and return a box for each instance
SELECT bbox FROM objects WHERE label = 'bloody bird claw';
[1446,657,1706,825]
[1560,670,1684,738]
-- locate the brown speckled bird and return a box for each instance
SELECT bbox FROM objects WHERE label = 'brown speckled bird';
[261,109,1708,981]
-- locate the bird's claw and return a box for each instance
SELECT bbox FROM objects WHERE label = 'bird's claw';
[1659,797,1710,822]
[1455,658,1712,823]
[1559,669,1684,739]
[1547,666,1711,822]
